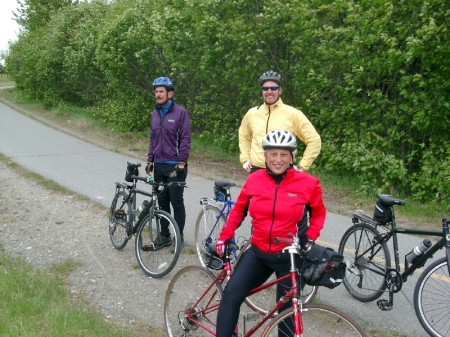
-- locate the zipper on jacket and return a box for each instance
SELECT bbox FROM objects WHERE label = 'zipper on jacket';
[159,113,165,162]
[268,179,280,253]
[155,100,175,162]
[265,105,271,134]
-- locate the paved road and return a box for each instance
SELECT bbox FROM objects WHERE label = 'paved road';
[0,101,436,336]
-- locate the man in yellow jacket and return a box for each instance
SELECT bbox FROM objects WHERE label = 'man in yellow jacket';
[239,70,321,172]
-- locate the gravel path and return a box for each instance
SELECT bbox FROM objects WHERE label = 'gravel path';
[0,160,198,334]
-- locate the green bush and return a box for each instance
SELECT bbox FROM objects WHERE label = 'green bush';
[5,0,450,203]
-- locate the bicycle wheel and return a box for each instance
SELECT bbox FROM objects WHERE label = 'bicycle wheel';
[414,257,450,337]
[338,223,391,302]
[108,190,131,250]
[238,241,318,314]
[194,204,226,267]
[135,209,181,278]
[164,265,224,337]
[262,304,368,337]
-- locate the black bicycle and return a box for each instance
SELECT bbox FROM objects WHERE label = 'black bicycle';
[338,193,450,337]
[108,161,185,278]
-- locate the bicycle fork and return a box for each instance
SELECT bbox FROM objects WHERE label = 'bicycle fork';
[443,219,450,276]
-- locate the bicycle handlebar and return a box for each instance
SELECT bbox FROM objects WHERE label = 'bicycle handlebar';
[207,242,239,255]
[130,175,187,187]
[274,233,297,245]
[274,237,294,245]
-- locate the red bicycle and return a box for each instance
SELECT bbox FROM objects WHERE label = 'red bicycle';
[163,236,368,336]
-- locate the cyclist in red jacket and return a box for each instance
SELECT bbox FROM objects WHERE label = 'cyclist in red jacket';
[215,129,327,337]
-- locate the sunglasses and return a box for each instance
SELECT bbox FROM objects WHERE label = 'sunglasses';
[262,86,280,91]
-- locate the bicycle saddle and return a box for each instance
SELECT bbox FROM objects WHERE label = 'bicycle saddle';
[377,194,405,206]
[214,180,236,189]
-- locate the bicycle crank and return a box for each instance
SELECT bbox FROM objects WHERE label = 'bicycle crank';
[386,268,402,293]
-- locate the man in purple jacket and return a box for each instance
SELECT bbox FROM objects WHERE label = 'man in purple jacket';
[146,77,191,251]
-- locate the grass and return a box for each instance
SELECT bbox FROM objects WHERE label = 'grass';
[0,252,156,337]
[0,74,14,87]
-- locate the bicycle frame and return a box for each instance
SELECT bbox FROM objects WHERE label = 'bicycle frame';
[115,175,186,231]
[114,179,153,229]
[200,198,235,227]
[184,244,304,336]
[199,197,238,256]
[353,213,450,282]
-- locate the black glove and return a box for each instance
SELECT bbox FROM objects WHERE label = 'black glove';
[300,236,314,253]
[174,162,186,173]
[145,162,153,175]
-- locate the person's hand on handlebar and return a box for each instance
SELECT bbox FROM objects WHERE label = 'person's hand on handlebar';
[216,240,225,257]
[145,162,154,175]
[300,236,314,253]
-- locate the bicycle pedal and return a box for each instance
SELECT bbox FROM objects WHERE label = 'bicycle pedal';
[377,299,393,311]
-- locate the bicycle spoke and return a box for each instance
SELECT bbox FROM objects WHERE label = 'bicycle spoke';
[414,257,450,337]
[194,204,226,267]
[135,210,180,278]
[108,190,130,250]
[339,224,390,302]
[262,305,367,337]
[164,266,223,336]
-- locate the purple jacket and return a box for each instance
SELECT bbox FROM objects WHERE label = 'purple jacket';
[147,101,191,163]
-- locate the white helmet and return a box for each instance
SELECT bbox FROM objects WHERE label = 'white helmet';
[262,130,297,151]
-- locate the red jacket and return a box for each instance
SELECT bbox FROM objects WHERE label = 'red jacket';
[219,168,326,254]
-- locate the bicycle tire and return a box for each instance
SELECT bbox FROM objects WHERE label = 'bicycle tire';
[108,190,131,250]
[194,204,227,267]
[164,265,224,337]
[134,209,181,278]
[339,223,391,302]
[414,257,450,337]
[238,241,318,315]
[261,304,368,337]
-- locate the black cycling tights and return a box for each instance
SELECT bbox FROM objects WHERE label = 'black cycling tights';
[216,245,303,337]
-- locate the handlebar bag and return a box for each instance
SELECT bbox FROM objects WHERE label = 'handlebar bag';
[302,244,346,289]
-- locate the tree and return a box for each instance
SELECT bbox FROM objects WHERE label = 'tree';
[13,0,78,32]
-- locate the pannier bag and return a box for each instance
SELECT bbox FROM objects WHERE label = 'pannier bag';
[125,163,139,182]
[373,200,392,224]
[302,244,346,289]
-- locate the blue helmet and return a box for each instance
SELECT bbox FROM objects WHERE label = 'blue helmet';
[152,77,174,90]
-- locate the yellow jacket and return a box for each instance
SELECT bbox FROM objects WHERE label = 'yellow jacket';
[239,98,321,170]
